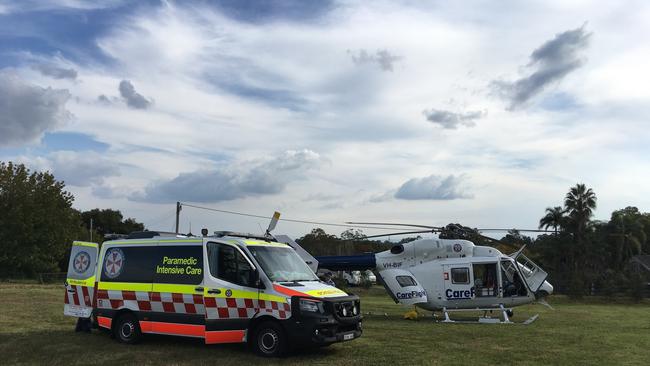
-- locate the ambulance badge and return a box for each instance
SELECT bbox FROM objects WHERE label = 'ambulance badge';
[104,248,125,279]
[73,251,91,274]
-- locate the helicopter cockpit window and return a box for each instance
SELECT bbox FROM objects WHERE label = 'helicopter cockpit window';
[396,275,417,287]
[501,260,527,297]
[451,268,470,284]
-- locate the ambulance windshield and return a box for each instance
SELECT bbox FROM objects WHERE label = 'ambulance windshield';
[248,246,318,283]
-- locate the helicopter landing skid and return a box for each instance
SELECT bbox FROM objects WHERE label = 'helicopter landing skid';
[437,305,539,325]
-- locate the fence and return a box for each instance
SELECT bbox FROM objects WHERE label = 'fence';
[38,272,67,284]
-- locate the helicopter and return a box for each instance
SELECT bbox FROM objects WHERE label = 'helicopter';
[296,223,555,324]
[172,204,554,324]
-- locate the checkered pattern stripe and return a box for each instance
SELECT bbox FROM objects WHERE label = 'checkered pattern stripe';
[204,297,291,320]
[96,290,205,315]
[64,285,93,307]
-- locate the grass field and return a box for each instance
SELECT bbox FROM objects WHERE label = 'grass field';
[1,283,649,365]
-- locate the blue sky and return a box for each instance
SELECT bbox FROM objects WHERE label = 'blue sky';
[1,0,649,238]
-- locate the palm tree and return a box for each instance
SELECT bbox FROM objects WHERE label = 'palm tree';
[564,183,597,234]
[563,184,597,274]
[539,206,565,234]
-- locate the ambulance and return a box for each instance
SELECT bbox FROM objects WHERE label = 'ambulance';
[64,231,362,356]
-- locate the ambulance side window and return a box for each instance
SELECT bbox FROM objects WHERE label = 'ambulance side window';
[451,267,470,284]
[207,243,255,287]
[100,246,156,283]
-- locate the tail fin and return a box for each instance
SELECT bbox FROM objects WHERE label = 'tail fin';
[274,234,319,273]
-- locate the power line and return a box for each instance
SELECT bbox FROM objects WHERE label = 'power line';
[147,208,177,229]
[180,203,413,232]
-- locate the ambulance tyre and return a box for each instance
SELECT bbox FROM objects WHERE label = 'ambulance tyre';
[113,313,142,344]
[252,321,287,357]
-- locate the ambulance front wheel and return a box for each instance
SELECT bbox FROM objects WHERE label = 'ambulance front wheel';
[113,313,142,344]
[252,321,287,357]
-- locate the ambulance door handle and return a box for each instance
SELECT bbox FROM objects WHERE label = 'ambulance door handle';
[67,288,76,293]
[194,286,204,292]
[207,289,221,294]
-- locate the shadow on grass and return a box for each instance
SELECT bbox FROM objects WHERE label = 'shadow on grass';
[0,327,341,365]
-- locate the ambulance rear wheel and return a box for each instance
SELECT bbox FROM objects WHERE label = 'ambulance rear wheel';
[113,313,141,344]
[252,321,287,357]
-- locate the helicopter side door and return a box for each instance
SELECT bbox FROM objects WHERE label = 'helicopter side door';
[442,264,475,307]
[512,253,548,294]
[378,269,428,306]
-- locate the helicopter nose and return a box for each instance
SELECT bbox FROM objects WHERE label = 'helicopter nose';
[538,281,553,296]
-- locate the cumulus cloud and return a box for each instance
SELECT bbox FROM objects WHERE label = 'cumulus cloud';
[48,151,120,186]
[119,80,152,109]
[15,151,120,187]
[423,108,486,129]
[133,149,325,203]
[0,73,71,147]
[348,49,402,72]
[97,94,112,105]
[491,25,592,109]
[32,64,78,80]
[394,174,472,200]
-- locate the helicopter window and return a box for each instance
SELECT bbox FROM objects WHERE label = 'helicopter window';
[390,245,404,254]
[396,275,417,287]
[473,263,497,297]
[451,268,470,284]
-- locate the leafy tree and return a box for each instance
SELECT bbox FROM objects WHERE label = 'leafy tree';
[340,229,366,240]
[0,162,84,277]
[607,207,646,268]
[296,228,340,256]
[80,208,144,239]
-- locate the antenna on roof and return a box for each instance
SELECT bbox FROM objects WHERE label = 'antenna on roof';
[265,211,281,237]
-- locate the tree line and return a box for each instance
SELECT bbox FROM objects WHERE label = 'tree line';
[2,161,648,297]
[0,162,144,277]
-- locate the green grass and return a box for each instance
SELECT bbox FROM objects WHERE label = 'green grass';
[1,283,649,365]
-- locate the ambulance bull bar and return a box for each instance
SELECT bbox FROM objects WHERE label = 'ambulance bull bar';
[287,294,363,346]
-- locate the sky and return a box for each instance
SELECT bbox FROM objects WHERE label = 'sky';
[1,0,649,239]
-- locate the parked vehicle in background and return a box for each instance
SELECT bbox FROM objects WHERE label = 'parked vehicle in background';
[364,270,377,284]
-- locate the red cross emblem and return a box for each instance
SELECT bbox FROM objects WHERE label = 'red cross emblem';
[73,251,90,274]
[104,248,125,278]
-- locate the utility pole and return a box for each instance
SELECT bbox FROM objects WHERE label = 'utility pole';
[175,201,182,234]
[90,218,93,242]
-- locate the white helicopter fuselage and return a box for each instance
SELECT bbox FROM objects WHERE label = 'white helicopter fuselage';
[374,238,553,311]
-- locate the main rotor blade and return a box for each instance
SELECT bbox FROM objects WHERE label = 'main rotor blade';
[478,228,553,233]
[362,229,439,239]
[346,222,442,230]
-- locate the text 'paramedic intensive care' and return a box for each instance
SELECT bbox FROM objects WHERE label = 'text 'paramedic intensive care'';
[156,256,202,275]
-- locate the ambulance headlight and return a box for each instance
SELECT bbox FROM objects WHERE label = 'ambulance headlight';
[299,299,322,313]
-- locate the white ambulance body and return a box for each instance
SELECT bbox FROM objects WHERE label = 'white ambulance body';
[64,232,362,356]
